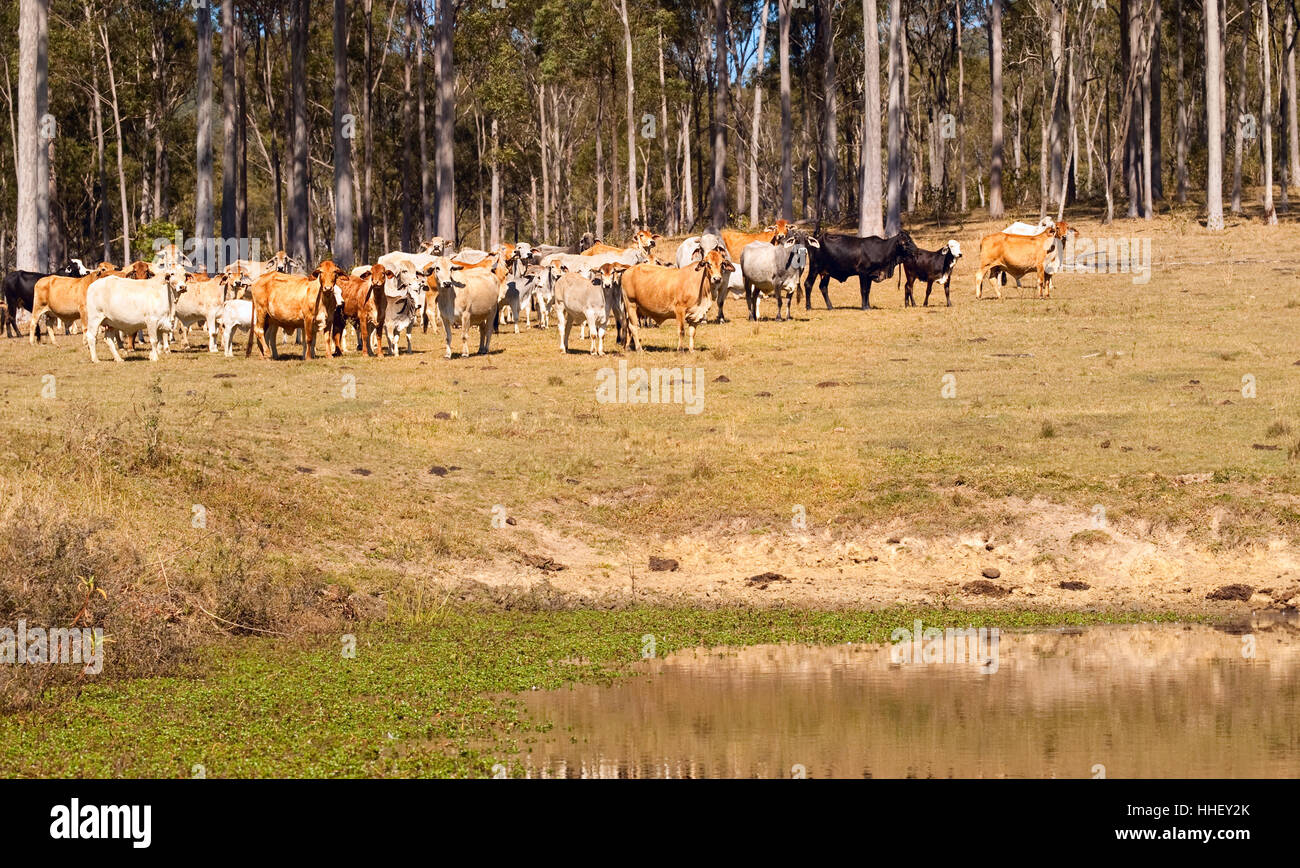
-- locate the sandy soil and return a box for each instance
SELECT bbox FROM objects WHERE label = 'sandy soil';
[445,497,1300,614]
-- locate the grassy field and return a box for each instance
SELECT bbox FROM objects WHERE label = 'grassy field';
[0,207,1297,773]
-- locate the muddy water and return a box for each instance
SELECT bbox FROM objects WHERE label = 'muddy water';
[515,619,1300,778]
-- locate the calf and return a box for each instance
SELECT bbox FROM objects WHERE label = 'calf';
[740,231,820,321]
[902,240,962,307]
[372,266,425,357]
[84,271,189,362]
[172,272,244,351]
[803,230,918,310]
[29,262,118,344]
[973,221,1072,299]
[246,261,344,359]
[553,262,626,356]
[426,257,506,358]
[619,248,733,352]
[216,299,253,357]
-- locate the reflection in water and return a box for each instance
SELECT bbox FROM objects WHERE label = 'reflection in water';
[515,619,1300,779]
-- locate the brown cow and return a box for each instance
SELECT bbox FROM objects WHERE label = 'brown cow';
[973,220,1073,299]
[330,265,390,357]
[124,261,155,280]
[29,262,118,345]
[581,229,660,259]
[720,219,792,263]
[246,260,344,359]
[620,248,734,352]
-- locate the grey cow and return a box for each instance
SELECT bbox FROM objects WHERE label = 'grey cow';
[552,262,626,356]
[740,232,819,321]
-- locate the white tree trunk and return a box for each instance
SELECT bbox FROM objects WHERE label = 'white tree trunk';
[1205,0,1225,230]
[858,0,883,235]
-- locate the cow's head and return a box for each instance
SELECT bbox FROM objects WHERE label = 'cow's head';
[220,270,253,302]
[946,240,963,261]
[766,219,793,243]
[126,261,156,280]
[695,248,734,284]
[269,250,296,273]
[419,236,450,256]
[513,242,534,263]
[62,259,89,277]
[782,231,816,273]
[90,262,117,280]
[311,261,345,309]
[425,257,465,294]
[359,264,394,292]
[1051,220,1074,239]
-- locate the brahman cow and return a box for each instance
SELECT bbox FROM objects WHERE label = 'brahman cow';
[223,250,295,281]
[719,219,792,263]
[246,261,344,359]
[29,262,118,344]
[802,230,919,310]
[172,272,248,351]
[552,262,626,356]
[330,264,390,357]
[84,271,189,362]
[216,298,253,357]
[973,220,1073,300]
[740,231,820,321]
[580,229,660,260]
[619,248,733,352]
[425,256,506,359]
[902,240,962,307]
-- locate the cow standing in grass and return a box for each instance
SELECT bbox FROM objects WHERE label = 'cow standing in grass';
[619,248,733,352]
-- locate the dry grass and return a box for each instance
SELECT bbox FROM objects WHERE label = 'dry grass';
[0,210,1297,627]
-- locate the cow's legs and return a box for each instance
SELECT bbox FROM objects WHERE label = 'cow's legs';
[146,319,161,362]
[85,316,102,362]
[439,313,452,359]
[104,330,125,363]
[623,301,643,352]
[675,309,688,351]
[461,312,471,358]
[586,311,600,355]
[558,308,571,354]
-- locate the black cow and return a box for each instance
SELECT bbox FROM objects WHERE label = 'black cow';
[803,231,918,310]
[2,260,87,337]
[901,240,963,307]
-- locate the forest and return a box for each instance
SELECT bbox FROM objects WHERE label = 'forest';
[3,0,1294,273]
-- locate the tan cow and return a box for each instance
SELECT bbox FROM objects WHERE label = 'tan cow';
[246,261,344,359]
[425,256,507,358]
[620,248,734,352]
[581,229,660,259]
[29,262,118,345]
[720,219,792,263]
[224,250,295,280]
[973,220,1073,299]
[330,265,390,357]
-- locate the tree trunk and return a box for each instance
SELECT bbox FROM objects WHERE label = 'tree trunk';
[16,0,46,271]
[956,0,966,212]
[886,0,903,234]
[618,0,639,227]
[221,0,237,243]
[819,0,839,219]
[417,1,432,240]
[779,0,793,220]
[1260,0,1277,223]
[334,0,355,267]
[1206,0,1225,229]
[1150,0,1162,200]
[595,86,605,240]
[1176,0,1188,202]
[859,0,883,235]
[660,27,676,233]
[711,0,729,231]
[1048,0,1066,205]
[99,22,130,263]
[989,0,1004,218]
[1232,0,1250,214]
[1287,2,1299,193]
[434,0,456,241]
[490,117,500,247]
[361,0,373,263]
[196,0,214,248]
[291,0,310,262]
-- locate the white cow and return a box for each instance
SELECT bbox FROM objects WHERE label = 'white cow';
[427,257,506,358]
[84,272,188,362]
[216,299,253,357]
[553,263,624,356]
[173,273,245,352]
[376,267,426,357]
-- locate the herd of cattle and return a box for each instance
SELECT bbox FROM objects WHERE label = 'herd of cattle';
[0,217,1074,361]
